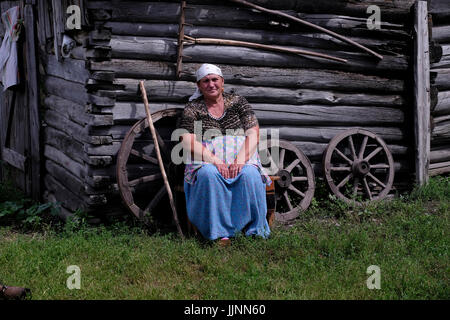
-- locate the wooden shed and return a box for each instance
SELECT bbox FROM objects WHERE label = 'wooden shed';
[0,0,448,221]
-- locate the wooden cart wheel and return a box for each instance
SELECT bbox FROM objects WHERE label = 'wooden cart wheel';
[323,128,395,204]
[259,139,315,223]
[116,108,184,224]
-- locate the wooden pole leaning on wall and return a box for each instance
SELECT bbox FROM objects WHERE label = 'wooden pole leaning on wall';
[183,35,348,63]
[227,0,384,60]
[139,81,185,239]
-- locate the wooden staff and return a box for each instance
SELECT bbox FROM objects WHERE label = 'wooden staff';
[139,81,185,239]
[227,0,384,60]
[183,35,348,63]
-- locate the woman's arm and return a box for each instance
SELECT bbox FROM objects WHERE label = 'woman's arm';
[229,125,259,178]
[180,133,231,178]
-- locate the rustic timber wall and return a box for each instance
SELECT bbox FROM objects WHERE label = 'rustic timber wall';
[36,0,116,218]
[37,0,421,219]
[429,0,450,176]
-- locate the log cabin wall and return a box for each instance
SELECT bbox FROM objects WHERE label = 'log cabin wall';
[429,0,450,176]
[38,0,420,219]
[36,0,114,219]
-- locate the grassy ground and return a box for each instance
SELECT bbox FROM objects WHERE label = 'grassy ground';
[0,176,448,300]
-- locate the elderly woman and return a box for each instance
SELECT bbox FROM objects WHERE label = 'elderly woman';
[179,64,271,242]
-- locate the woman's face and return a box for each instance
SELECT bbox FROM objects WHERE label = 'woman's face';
[197,74,224,100]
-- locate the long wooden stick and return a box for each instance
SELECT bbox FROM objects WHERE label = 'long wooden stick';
[139,81,185,239]
[227,0,384,60]
[183,35,347,63]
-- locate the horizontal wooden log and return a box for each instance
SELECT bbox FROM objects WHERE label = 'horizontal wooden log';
[44,174,89,212]
[432,118,450,144]
[105,22,407,55]
[431,44,450,69]
[44,126,87,165]
[88,2,410,36]
[44,94,114,127]
[434,68,450,91]
[430,146,450,163]
[90,122,405,144]
[46,159,114,196]
[114,78,405,107]
[42,54,90,84]
[432,25,450,43]
[429,0,450,25]
[44,144,87,180]
[109,101,404,126]
[429,161,450,176]
[432,91,450,116]
[110,36,409,76]
[44,105,112,146]
[90,60,406,93]
[44,75,88,106]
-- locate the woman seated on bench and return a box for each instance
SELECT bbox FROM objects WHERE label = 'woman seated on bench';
[179,63,271,242]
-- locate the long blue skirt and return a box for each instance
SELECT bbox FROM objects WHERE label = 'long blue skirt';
[184,164,270,240]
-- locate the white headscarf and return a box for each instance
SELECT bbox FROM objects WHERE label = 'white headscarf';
[189,63,223,101]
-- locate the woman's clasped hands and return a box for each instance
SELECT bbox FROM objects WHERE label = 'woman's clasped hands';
[214,161,245,179]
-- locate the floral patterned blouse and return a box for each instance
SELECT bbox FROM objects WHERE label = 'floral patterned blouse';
[178,93,271,185]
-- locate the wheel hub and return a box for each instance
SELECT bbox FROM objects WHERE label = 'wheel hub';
[352,160,370,177]
[276,169,292,188]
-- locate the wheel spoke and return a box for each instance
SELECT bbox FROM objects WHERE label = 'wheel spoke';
[292,176,308,182]
[285,158,301,172]
[145,186,167,212]
[334,148,353,165]
[283,191,294,211]
[336,173,353,189]
[348,136,357,160]
[371,163,390,169]
[353,177,360,197]
[364,146,383,162]
[367,172,386,189]
[362,177,372,200]
[128,173,163,187]
[330,166,352,172]
[358,136,368,160]
[131,149,158,165]
[279,148,285,169]
[288,184,305,198]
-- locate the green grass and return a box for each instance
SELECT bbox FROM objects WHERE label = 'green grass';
[0,176,449,300]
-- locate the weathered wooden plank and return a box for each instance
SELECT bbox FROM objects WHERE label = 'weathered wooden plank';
[105,22,407,55]
[44,174,89,212]
[110,101,404,125]
[114,78,405,107]
[1,147,25,171]
[44,126,87,165]
[430,146,450,163]
[90,123,405,144]
[433,91,450,116]
[432,119,450,144]
[42,54,90,84]
[434,68,450,91]
[429,0,450,25]
[44,94,114,126]
[44,144,87,179]
[87,2,409,38]
[44,75,88,105]
[432,25,450,43]
[413,1,430,184]
[51,0,64,61]
[109,36,409,76]
[90,60,406,93]
[431,44,450,69]
[25,4,41,200]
